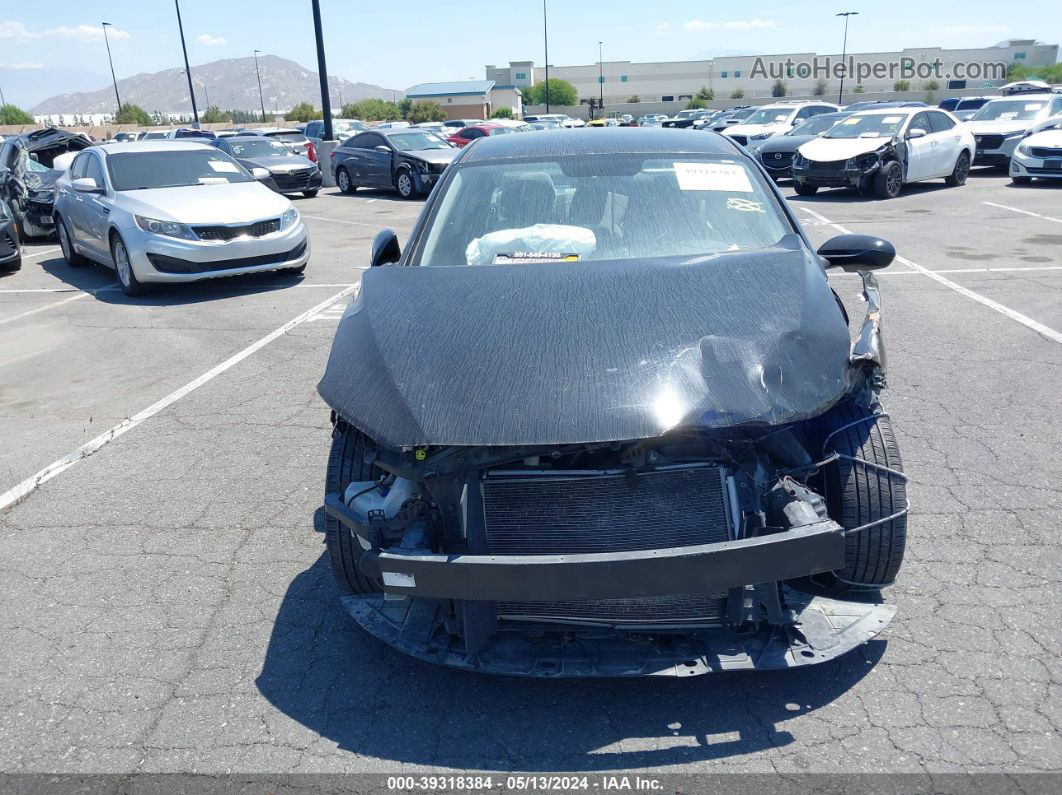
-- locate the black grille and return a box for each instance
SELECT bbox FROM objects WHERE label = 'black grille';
[809,159,847,170]
[761,151,794,169]
[975,134,1005,150]
[147,240,306,274]
[273,168,317,190]
[193,219,281,241]
[1030,146,1062,158]
[483,466,731,626]
[729,135,748,146]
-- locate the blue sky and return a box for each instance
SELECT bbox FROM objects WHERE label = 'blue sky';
[1,1,1057,101]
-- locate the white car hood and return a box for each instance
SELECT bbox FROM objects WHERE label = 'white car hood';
[966,119,1030,136]
[115,182,291,225]
[798,136,890,162]
[724,123,787,138]
[1023,129,1062,148]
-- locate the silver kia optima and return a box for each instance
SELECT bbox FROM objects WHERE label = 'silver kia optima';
[52,141,309,296]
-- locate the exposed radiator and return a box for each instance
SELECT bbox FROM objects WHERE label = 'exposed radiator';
[481,466,732,627]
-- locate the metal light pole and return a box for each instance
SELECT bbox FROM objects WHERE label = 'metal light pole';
[173,1,199,126]
[543,0,550,112]
[598,41,604,119]
[311,0,333,140]
[101,22,122,116]
[254,50,267,123]
[836,11,858,104]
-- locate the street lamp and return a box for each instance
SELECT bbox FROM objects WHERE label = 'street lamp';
[310,0,333,141]
[836,11,858,104]
[542,0,550,112]
[598,41,604,119]
[253,50,267,123]
[173,1,199,127]
[101,22,122,117]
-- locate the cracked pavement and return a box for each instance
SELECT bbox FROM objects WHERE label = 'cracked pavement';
[0,176,1060,774]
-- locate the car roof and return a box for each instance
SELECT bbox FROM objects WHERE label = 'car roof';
[800,111,852,121]
[850,107,922,117]
[95,141,216,155]
[458,127,743,162]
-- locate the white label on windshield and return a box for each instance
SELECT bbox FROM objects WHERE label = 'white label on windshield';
[674,162,753,192]
[998,112,1018,120]
[208,160,239,173]
[1025,103,1044,111]
[840,118,861,125]
[881,116,902,123]
[198,177,228,185]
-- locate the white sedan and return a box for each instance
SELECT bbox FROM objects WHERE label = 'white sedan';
[52,141,309,296]
[1010,115,1062,184]
[792,107,975,199]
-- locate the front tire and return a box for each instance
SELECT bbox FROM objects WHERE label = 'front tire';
[816,400,908,590]
[302,189,319,198]
[945,151,970,187]
[874,160,903,199]
[111,233,149,296]
[395,169,417,199]
[324,423,381,595]
[793,182,818,196]
[56,215,90,267]
[336,167,355,195]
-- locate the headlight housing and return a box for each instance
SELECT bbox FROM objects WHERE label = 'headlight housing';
[134,215,196,240]
[793,153,809,169]
[278,206,299,231]
[1016,143,1032,157]
[750,132,773,141]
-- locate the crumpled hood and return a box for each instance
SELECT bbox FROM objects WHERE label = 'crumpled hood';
[402,147,460,165]
[114,182,291,224]
[965,120,1030,136]
[798,136,890,162]
[24,168,63,194]
[318,236,854,447]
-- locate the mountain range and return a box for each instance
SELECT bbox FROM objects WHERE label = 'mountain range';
[30,55,401,115]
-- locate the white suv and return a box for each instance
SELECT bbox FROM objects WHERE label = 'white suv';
[723,101,841,147]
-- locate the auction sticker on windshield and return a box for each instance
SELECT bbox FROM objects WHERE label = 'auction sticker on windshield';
[881,116,903,123]
[674,162,753,192]
[208,160,240,173]
[492,252,580,264]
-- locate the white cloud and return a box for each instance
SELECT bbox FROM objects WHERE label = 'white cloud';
[0,20,130,41]
[0,61,43,69]
[195,33,227,46]
[683,19,776,32]
[656,22,671,36]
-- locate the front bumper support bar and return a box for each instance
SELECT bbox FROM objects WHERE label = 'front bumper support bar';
[324,494,845,601]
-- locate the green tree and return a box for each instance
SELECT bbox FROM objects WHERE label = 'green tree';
[342,98,400,121]
[284,101,321,122]
[407,99,447,123]
[853,84,866,94]
[0,104,33,124]
[1008,63,1062,83]
[813,78,828,96]
[227,109,260,124]
[519,86,534,106]
[490,106,514,119]
[922,79,940,91]
[893,79,910,92]
[771,79,788,97]
[529,78,577,107]
[695,85,714,102]
[201,105,229,123]
[686,98,706,109]
[114,103,152,126]
[730,87,745,99]
[397,97,413,120]
[626,95,640,103]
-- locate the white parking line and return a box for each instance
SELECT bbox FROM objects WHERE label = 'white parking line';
[302,214,412,230]
[878,266,1062,276]
[23,248,61,260]
[0,291,97,327]
[982,201,1062,225]
[0,283,359,512]
[0,288,83,293]
[802,206,1062,345]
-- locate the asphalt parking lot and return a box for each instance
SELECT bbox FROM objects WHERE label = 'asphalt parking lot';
[1,171,1060,775]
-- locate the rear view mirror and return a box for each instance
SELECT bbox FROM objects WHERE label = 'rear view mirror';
[818,234,895,271]
[370,228,401,267]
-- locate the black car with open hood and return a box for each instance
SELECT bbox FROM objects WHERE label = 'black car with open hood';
[316,129,907,677]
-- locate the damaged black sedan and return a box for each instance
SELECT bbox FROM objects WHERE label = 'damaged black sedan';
[318,128,907,677]
[0,128,92,238]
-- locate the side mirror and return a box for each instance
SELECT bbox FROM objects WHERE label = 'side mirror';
[370,228,401,267]
[374,145,391,154]
[818,234,895,271]
[251,167,271,181]
[72,177,102,193]
[907,127,927,139]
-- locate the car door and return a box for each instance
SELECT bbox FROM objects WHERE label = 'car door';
[61,152,91,242]
[78,153,113,260]
[926,111,961,175]
[903,112,936,182]
[359,133,392,187]
[336,133,371,183]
